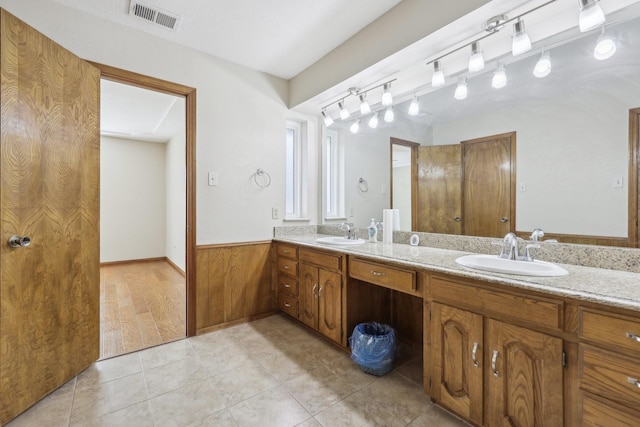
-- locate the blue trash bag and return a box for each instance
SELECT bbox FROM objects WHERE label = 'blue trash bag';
[349,322,396,376]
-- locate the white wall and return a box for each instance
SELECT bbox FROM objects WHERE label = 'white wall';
[431,84,631,237]
[1,0,318,244]
[100,136,166,262]
[165,112,187,271]
[392,165,412,231]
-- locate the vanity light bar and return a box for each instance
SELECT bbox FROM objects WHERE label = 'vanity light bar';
[320,79,396,127]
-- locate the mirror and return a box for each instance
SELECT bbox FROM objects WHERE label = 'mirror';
[331,12,640,245]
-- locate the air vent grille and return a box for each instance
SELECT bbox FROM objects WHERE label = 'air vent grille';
[129,1,180,31]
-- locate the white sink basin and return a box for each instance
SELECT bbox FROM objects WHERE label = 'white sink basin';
[316,236,366,246]
[455,254,568,277]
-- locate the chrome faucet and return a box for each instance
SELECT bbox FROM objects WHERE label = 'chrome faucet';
[338,223,357,239]
[530,228,544,242]
[493,232,540,261]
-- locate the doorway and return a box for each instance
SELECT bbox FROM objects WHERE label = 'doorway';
[92,63,197,358]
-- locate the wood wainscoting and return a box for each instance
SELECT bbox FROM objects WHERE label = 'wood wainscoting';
[196,241,277,334]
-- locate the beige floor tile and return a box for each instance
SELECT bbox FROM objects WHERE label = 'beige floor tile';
[69,372,147,425]
[186,408,239,426]
[295,417,322,427]
[6,378,76,427]
[139,338,194,370]
[407,403,470,426]
[209,361,279,407]
[76,401,154,427]
[194,340,254,377]
[143,355,209,398]
[148,379,226,427]
[314,398,404,427]
[396,355,423,385]
[228,385,311,427]
[76,352,141,390]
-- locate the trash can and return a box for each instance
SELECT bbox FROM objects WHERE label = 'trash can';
[349,322,396,376]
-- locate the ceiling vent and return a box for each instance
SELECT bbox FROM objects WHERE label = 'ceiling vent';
[129,1,181,31]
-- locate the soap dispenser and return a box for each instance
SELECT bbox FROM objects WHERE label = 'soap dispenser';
[367,218,378,243]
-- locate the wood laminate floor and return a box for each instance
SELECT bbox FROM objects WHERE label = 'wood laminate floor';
[100,260,186,360]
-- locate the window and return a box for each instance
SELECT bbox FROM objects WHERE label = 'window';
[324,128,344,219]
[285,120,307,219]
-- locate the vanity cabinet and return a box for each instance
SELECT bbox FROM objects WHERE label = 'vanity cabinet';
[276,243,299,318]
[429,274,564,426]
[578,308,640,426]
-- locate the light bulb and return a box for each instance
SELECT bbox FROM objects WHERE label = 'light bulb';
[533,52,551,78]
[454,78,468,100]
[512,20,532,56]
[381,83,393,106]
[349,119,360,134]
[359,94,371,115]
[384,106,394,123]
[321,110,334,127]
[468,42,485,72]
[431,61,445,87]
[594,30,616,60]
[338,101,350,120]
[408,96,419,116]
[579,0,605,32]
[492,63,507,89]
[368,112,379,128]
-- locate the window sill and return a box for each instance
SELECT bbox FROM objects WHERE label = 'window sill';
[324,217,348,221]
[283,218,311,222]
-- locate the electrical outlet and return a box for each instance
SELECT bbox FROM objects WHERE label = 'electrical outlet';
[272,207,279,219]
[208,172,218,186]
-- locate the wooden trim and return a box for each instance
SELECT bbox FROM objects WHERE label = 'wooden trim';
[515,231,628,247]
[100,257,166,266]
[89,62,198,337]
[165,257,186,276]
[390,137,420,230]
[196,311,279,336]
[629,108,640,248]
[197,240,273,250]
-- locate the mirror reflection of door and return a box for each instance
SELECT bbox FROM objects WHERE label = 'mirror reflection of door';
[416,132,516,238]
[391,138,418,231]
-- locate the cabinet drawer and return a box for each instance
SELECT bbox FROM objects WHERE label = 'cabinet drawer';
[431,275,562,330]
[278,293,298,318]
[278,275,298,297]
[299,249,342,271]
[277,244,298,260]
[581,345,640,409]
[278,258,298,277]
[349,258,416,294]
[583,394,640,427]
[580,309,640,354]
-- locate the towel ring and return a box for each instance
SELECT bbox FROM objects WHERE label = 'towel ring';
[254,168,271,188]
[358,177,369,193]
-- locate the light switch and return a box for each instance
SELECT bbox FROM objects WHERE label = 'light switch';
[208,172,218,186]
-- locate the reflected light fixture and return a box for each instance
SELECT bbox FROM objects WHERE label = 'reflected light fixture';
[594,28,616,60]
[454,77,468,100]
[359,94,371,115]
[533,51,551,78]
[368,112,379,129]
[579,0,605,32]
[338,101,350,120]
[321,109,334,127]
[384,106,394,123]
[408,95,420,116]
[381,83,393,106]
[349,119,360,134]
[492,62,507,89]
[431,60,445,87]
[512,19,532,56]
[468,42,485,72]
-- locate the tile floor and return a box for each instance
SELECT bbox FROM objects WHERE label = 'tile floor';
[7,314,469,427]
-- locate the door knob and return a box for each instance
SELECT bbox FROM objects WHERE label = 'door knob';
[500,217,509,223]
[454,216,461,222]
[8,235,31,248]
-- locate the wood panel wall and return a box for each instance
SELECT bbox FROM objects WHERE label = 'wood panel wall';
[196,241,276,334]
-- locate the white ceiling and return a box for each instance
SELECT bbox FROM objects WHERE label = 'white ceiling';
[51,0,401,80]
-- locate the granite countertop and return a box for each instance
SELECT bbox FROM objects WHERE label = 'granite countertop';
[274,234,640,313]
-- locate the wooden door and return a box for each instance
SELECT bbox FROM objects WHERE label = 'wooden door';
[417,145,462,234]
[0,9,100,424]
[318,269,341,344]
[462,132,515,238]
[486,319,563,427]
[431,303,483,425]
[299,264,318,329]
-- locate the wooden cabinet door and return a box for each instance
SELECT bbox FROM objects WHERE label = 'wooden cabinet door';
[486,319,563,427]
[0,10,100,424]
[431,303,483,426]
[318,269,342,344]
[299,264,318,329]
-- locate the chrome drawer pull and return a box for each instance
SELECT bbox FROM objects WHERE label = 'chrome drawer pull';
[284,303,291,308]
[491,350,499,377]
[626,332,640,343]
[283,250,289,254]
[370,270,386,277]
[472,342,479,368]
[627,377,640,388]
[283,265,290,270]
[283,283,291,288]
